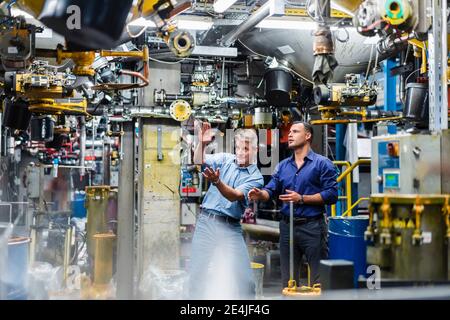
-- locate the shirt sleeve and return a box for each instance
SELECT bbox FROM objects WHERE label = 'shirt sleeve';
[204,153,234,170]
[319,159,339,205]
[236,174,264,207]
[262,163,282,199]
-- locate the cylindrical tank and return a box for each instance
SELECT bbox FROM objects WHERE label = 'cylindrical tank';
[254,107,273,129]
[264,68,292,107]
[1,237,31,300]
[85,186,111,260]
[328,216,369,286]
[2,99,32,131]
[404,82,429,127]
[241,26,381,83]
[71,191,87,218]
[93,233,116,286]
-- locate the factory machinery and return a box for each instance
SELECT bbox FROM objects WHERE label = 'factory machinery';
[0,0,448,300]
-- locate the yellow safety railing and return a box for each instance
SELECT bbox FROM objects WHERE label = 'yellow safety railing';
[331,159,371,217]
[342,197,370,217]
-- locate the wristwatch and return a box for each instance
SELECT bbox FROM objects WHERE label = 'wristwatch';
[298,194,304,205]
[212,179,221,186]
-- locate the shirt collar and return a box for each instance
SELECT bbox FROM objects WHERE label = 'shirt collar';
[233,155,257,174]
[289,148,316,163]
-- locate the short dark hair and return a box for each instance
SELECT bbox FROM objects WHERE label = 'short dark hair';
[292,121,314,143]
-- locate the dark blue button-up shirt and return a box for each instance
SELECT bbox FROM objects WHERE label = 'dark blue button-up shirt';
[263,149,338,217]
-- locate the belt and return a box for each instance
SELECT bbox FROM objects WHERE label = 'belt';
[201,210,240,224]
[281,214,324,225]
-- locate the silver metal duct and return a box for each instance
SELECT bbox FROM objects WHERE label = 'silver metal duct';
[220,1,272,47]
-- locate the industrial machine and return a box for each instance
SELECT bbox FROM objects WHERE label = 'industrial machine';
[365,132,450,281]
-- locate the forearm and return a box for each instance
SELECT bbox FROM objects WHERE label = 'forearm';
[216,180,244,202]
[302,193,325,205]
[193,142,205,165]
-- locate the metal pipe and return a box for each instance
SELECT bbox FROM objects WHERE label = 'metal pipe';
[116,121,135,299]
[220,2,272,47]
[80,117,86,177]
[289,201,294,284]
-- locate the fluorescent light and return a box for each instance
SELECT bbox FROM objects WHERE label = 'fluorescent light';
[256,18,339,30]
[213,0,238,13]
[128,17,212,30]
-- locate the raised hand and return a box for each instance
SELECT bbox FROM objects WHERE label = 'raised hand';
[202,167,220,184]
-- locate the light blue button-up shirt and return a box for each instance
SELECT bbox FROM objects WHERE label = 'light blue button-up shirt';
[201,153,264,220]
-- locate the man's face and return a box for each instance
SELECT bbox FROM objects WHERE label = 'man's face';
[235,139,255,166]
[288,123,311,149]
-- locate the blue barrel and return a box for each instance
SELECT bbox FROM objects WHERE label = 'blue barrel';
[2,237,30,299]
[328,216,369,287]
[72,192,87,218]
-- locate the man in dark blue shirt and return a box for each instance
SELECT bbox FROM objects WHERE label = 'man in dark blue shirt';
[249,121,338,287]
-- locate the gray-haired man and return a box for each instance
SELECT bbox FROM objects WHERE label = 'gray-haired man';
[188,122,264,299]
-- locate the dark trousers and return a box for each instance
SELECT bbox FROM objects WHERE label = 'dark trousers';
[279,215,328,287]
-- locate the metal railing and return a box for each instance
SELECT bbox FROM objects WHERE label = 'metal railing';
[331,159,371,217]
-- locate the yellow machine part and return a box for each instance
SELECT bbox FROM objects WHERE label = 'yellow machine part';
[28,98,88,116]
[130,0,164,20]
[16,0,46,17]
[93,232,116,286]
[14,73,70,100]
[285,7,351,18]
[56,48,96,77]
[381,0,411,26]
[169,100,192,122]
[331,0,364,14]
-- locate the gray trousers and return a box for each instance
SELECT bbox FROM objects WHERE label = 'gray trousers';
[279,216,328,287]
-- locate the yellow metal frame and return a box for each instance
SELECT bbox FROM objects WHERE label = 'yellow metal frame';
[331,159,371,217]
[285,8,351,18]
[28,98,89,116]
[311,106,403,125]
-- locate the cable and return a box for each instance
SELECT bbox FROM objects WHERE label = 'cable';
[405,68,421,84]
[365,44,374,81]
[149,56,186,64]
[126,23,149,38]
[290,69,315,85]
[238,39,313,84]
[237,39,268,58]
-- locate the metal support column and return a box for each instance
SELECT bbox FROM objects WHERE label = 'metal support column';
[335,124,346,216]
[429,0,449,132]
[116,121,135,299]
[383,58,400,112]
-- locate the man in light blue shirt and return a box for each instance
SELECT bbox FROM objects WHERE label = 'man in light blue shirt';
[188,122,264,299]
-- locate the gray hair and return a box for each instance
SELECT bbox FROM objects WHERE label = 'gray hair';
[234,128,258,150]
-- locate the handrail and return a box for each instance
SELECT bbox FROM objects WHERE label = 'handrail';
[342,197,370,217]
[337,159,371,183]
[332,161,351,217]
[332,159,371,217]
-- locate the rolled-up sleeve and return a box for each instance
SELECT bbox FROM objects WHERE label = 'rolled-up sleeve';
[319,160,338,205]
[262,163,282,199]
[236,175,264,206]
